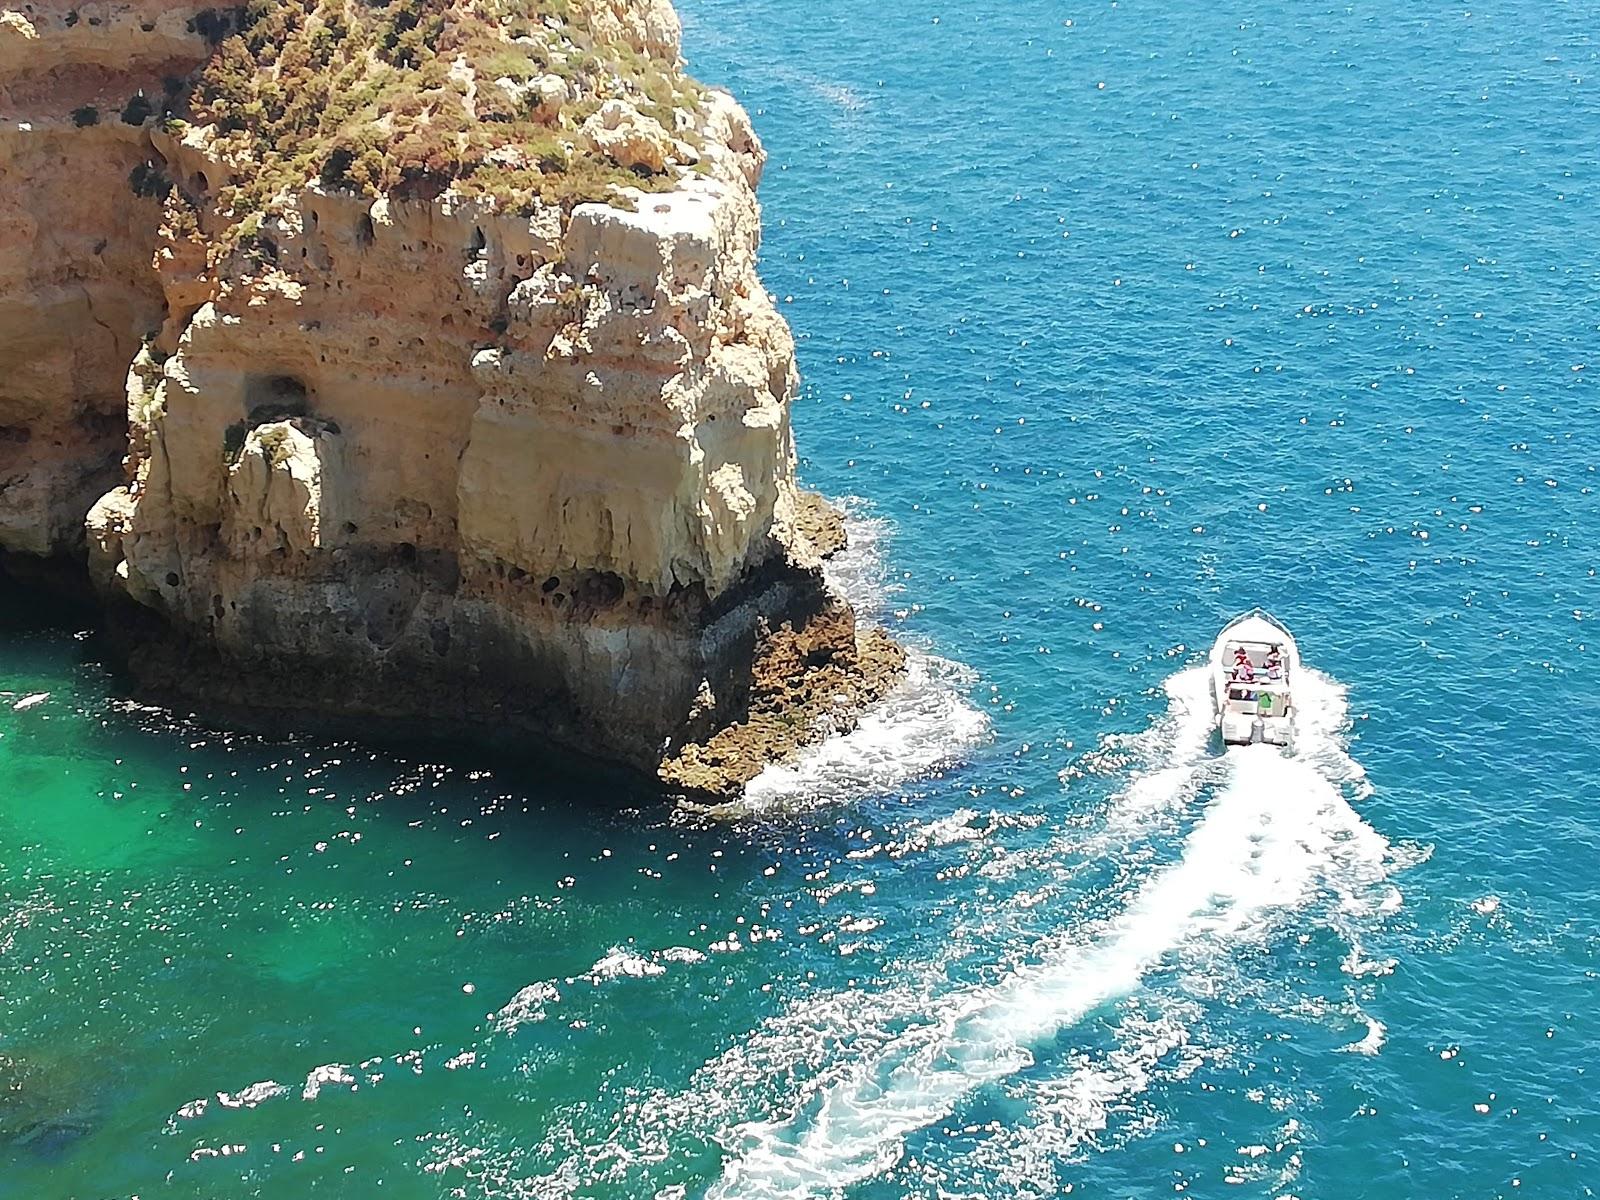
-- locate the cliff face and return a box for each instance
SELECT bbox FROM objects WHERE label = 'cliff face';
[1,0,901,794]
[0,2,212,553]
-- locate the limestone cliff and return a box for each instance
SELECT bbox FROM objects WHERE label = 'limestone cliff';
[0,0,903,795]
[0,1,213,553]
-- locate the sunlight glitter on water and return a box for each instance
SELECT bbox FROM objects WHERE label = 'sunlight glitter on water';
[704,668,1401,1197]
[6,0,1600,1192]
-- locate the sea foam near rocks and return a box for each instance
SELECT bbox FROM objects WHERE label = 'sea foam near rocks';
[731,501,990,811]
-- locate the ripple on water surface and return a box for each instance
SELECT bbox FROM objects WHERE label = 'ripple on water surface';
[6,0,1600,1192]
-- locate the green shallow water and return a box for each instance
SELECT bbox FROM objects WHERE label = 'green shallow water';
[1,588,781,1195]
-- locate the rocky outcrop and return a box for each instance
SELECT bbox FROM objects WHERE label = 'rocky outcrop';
[1,0,902,796]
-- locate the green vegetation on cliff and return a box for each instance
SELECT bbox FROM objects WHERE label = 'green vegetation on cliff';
[185,0,704,218]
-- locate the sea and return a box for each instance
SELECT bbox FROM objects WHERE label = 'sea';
[3,0,1598,1195]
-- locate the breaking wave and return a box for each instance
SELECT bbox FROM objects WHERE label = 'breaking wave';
[731,500,990,811]
[739,653,990,810]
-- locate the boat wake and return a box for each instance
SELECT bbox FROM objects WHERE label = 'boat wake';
[706,665,1401,1197]
[164,659,1405,1197]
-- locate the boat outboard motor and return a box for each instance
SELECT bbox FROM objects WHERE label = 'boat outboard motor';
[1250,718,1266,744]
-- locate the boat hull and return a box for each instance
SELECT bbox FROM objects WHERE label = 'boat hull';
[1210,609,1298,753]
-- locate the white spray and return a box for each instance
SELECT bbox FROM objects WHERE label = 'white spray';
[732,502,991,812]
[710,668,1395,1198]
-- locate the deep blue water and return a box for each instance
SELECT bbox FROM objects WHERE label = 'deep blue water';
[688,0,1600,1191]
[3,0,1599,1195]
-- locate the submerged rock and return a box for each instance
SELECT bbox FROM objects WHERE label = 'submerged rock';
[1,0,903,797]
[0,1053,96,1162]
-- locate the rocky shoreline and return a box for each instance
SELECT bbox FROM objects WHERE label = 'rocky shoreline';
[0,0,904,798]
[82,489,905,799]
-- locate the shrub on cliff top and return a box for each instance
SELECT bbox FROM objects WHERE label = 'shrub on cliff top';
[186,0,704,225]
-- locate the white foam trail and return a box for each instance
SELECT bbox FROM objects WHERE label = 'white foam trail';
[492,980,561,1033]
[710,687,1393,1197]
[951,1005,1206,1193]
[976,667,1223,887]
[580,948,665,984]
[216,1080,289,1109]
[1084,663,1365,843]
[845,806,1006,862]
[301,1063,356,1101]
[1340,1007,1388,1056]
[1085,666,1220,843]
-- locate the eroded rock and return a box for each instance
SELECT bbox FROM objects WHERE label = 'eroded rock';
[7,0,904,799]
[579,100,675,174]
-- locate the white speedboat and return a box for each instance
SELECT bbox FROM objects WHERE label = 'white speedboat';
[1210,610,1298,749]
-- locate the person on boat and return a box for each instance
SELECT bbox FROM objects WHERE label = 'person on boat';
[1264,649,1283,680]
[1231,647,1254,681]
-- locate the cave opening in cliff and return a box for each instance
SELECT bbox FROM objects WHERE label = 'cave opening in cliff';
[244,374,310,425]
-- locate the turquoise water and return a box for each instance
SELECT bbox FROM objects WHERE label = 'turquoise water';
[5,0,1600,1195]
